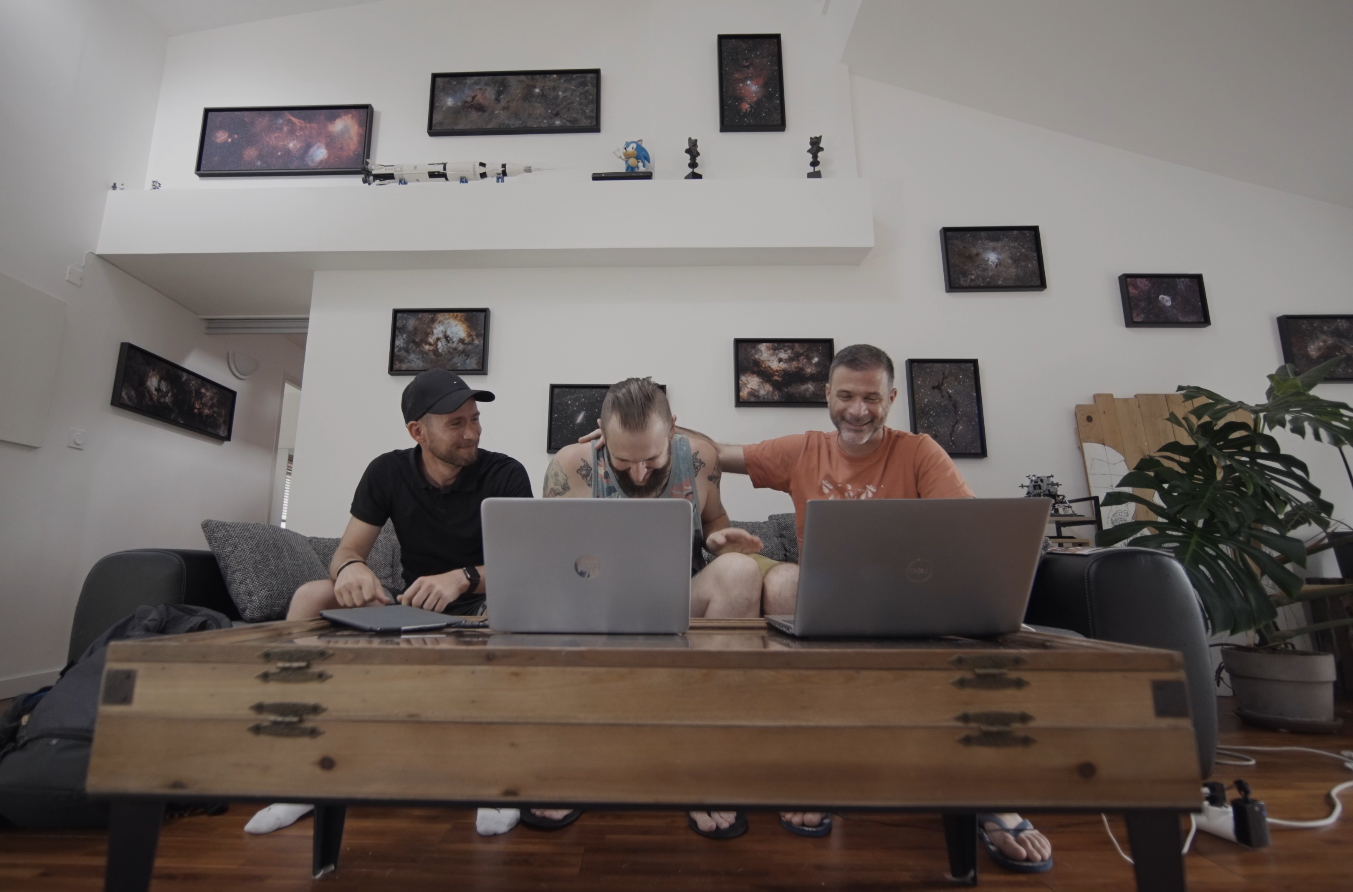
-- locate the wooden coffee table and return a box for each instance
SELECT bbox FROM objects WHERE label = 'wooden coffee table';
[87,619,1199,891]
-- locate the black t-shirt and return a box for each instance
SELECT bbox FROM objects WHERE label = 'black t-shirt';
[350,446,532,587]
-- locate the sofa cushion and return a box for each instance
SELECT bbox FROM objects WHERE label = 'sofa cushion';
[307,521,404,595]
[200,521,329,622]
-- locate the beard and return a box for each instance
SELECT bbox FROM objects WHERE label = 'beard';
[612,457,672,498]
[830,403,890,447]
[427,440,478,468]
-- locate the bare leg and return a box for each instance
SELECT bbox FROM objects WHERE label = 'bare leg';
[287,579,338,620]
[762,562,799,616]
[691,553,762,618]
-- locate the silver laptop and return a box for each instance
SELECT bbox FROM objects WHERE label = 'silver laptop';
[482,498,693,634]
[766,498,1051,638]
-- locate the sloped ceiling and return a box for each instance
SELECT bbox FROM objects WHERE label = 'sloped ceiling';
[843,0,1353,208]
[130,0,374,36]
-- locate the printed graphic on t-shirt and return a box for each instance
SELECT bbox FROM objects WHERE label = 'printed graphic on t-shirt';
[821,479,879,500]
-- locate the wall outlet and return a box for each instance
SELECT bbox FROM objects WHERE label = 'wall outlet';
[65,264,84,286]
[67,429,88,450]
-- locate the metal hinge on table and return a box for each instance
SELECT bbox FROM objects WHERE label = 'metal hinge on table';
[256,648,333,683]
[248,702,327,737]
[955,710,1036,747]
[949,654,1029,690]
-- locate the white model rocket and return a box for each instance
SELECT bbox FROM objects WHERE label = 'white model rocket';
[362,161,539,185]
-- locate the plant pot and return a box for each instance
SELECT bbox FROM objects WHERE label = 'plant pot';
[1221,645,1342,733]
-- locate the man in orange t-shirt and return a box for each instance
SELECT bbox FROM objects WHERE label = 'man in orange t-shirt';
[715,344,1053,870]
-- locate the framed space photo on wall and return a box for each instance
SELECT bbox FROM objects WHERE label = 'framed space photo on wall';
[734,339,834,407]
[717,34,786,132]
[111,343,236,441]
[940,227,1047,292]
[1277,315,1353,380]
[1119,275,1211,327]
[195,105,373,177]
[388,309,490,376]
[905,359,987,458]
[547,383,667,453]
[428,69,601,136]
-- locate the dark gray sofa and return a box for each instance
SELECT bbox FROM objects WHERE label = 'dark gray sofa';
[66,515,1218,779]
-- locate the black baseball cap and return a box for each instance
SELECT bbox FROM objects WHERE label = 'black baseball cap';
[401,370,495,423]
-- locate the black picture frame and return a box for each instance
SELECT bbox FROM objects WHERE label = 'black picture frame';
[195,105,374,177]
[734,339,834,407]
[110,342,236,441]
[427,69,601,136]
[1276,315,1353,380]
[905,359,987,458]
[940,227,1047,292]
[1118,275,1211,328]
[388,309,490,376]
[717,34,787,133]
[547,383,667,453]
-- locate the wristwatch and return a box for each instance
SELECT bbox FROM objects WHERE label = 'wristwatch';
[461,565,481,591]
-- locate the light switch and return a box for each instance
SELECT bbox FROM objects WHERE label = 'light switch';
[66,264,83,286]
[67,428,88,450]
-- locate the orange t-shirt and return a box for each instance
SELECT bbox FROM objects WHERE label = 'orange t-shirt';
[744,428,975,549]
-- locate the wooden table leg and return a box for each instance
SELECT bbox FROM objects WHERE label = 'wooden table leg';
[1124,811,1186,892]
[941,813,978,886]
[105,799,165,892]
[312,805,347,879]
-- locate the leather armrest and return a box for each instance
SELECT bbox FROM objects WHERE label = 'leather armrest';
[1026,547,1217,779]
[68,549,238,663]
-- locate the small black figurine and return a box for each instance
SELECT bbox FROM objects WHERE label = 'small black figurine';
[807,136,823,178]
[684,138,702,179]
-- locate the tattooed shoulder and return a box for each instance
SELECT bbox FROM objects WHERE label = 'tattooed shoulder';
[576,457,594,487]
[542,459,571,497]
[691,450,707,474]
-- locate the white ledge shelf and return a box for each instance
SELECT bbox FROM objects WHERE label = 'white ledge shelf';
[96,179,875,316]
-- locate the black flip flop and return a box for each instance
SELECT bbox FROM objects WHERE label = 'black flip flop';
[976,814,1053,873]
[519,809,583,831]
[687,811,748,840]
[780,814,833,837]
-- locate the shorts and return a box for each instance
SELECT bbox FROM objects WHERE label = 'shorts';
[749,554,782,577]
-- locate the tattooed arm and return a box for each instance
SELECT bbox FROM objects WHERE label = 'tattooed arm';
[541,443,592,499]
[677,425,746,475]
[689,436,762,555]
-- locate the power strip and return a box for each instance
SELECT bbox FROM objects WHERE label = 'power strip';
[1195,781,1269,848]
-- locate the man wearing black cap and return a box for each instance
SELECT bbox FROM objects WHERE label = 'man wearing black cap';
[286,370,531,619]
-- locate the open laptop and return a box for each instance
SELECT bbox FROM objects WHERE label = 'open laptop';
[481,498,693,634]
[766,498,1051,638]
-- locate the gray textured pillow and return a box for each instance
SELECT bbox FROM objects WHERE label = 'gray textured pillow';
[200,521,329,622]
[306,520,404,595]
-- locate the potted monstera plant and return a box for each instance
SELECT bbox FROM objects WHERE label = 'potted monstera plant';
[1096,358,1353,732]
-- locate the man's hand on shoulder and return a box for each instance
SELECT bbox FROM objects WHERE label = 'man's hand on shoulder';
[334,561,390,608]
[398,570,470,613]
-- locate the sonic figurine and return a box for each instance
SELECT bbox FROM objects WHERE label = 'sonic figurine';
[615,139,651,173]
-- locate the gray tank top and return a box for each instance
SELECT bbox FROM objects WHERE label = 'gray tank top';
[591,434,706,575]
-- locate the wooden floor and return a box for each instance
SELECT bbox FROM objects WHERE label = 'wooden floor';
[2,698,1351,891]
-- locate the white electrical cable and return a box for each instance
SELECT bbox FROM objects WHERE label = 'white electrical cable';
[1214,746,1353,829]
[1101,814,1197,865]
[1101,746,1353,860]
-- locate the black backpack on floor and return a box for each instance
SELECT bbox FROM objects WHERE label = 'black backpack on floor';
[0,604,231,828]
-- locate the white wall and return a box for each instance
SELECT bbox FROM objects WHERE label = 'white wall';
[289,76,1353,549]
[143,0,858,189]
[0,1,305,696]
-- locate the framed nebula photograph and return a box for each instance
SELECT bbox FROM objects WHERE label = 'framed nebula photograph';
[110,343,236,441]
[1118,275,1210,327]
[734,339,834,407]
[388,309,490,376]
[940,227,1047,292]
[905,359,987,458]
[1277,315,1353,380]
[718,34,786,132]
[547,383,666,453]
[195,105,373,177]
[428,69,601,136]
